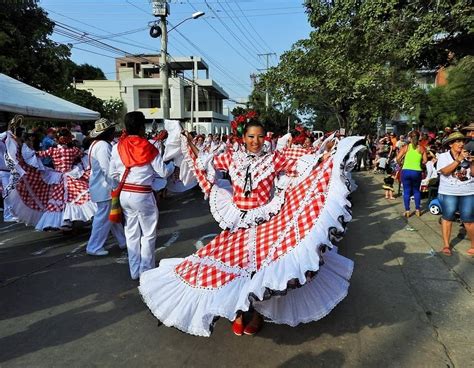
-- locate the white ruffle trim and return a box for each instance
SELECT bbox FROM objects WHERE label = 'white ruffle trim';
[35,211,63,231]
[253,249,353,325]
[63,200,97,223]
[209,179,285,232]
[139,248,352,337]
[9,189,43,226]
[139,136,363,337]
[180,136,212,194]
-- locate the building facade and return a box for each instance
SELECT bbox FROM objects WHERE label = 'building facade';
[76,55,230,134]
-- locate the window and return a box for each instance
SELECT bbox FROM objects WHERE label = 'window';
[138,90,161,108]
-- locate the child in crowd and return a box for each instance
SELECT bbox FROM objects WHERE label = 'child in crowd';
[382,166,396,200]
[373,153,389,173]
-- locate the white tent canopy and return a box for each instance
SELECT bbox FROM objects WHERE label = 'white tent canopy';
[0,73,100,121]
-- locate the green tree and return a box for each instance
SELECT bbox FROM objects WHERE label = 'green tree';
[262,0,473,133]
[423,56,474,130]
[102,98,125,124]
[0,2,71,93]
[68,62,106,81]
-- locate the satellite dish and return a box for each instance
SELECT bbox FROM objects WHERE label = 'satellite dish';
[149,25,162,38]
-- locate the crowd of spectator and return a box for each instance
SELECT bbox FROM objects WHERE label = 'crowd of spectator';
[358,124,474,257]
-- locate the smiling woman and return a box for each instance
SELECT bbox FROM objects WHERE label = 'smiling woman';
[138,122,365,337]
[242,122,266,154]
[437,131,474,257]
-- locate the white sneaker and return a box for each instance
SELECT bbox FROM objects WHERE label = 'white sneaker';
[3,217,18,223]
[87,248,109,256]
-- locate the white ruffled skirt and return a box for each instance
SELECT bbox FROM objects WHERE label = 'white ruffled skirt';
[139,137,363,336]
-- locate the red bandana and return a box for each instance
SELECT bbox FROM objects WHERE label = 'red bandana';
[117,135,159,168]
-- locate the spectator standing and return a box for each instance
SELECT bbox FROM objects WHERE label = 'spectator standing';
[397,131,427,217]
[41,128,56,168]
[86,119,126,256]
[437,131,474,256]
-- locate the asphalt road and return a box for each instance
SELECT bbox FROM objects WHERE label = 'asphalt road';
[0,175,472,368]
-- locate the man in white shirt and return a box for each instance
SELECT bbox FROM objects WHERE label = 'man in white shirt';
[109,112,174,280]
[86,119,126,256]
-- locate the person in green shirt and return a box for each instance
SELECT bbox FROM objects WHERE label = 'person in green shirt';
[396,131,428,217]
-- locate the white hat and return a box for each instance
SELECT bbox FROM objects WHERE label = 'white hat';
[89,118,116,138]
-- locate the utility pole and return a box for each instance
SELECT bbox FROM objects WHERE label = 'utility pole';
[151,1,170,119]
[257,53,276,109]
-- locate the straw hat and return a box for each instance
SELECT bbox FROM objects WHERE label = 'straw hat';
[89,118,116,138]
[442,131,468,146]
[461,122,474,132]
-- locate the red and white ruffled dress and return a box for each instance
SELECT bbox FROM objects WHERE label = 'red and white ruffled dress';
[139,135,363,336]
[5,133,96,230]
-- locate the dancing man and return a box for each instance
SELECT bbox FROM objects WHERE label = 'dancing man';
[109,112,174,280]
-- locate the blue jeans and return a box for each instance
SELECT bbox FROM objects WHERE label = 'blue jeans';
[438,194,474,223]
[401,169,422,211]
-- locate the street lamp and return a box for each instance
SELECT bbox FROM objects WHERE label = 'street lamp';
[150,1,205,120]
[168,11,205,32]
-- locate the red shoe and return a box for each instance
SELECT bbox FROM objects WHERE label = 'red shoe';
[243,318,263,336]
[232,319,244,336]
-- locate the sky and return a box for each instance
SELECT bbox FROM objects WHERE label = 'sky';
[40,0,313,108]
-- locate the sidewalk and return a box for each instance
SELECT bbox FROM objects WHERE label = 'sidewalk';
[366,171,473,367]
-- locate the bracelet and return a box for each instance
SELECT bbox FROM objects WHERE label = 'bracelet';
[455,159,461,164]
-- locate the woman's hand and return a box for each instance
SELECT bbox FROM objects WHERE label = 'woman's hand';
[458,150,470,161]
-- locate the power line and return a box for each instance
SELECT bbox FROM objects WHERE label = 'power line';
[215,0,263,55]
[233,1,275,52]
[167,33,248,97]
[46,8,157,51]
[185,0,260,69]
[70,27,148,45]
[203,0,263,66]
[171,26,250,92]
[47,6,250,99]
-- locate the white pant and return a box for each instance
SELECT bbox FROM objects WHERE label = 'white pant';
[120,191,158,280]
[86,200,126,253]
[0,172,15,221]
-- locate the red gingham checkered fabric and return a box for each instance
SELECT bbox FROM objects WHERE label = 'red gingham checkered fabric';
[37,146,82,173]
[175,157,335,289]
[15,159,92,214]
[189,149,299,210]
[281,146,311,160]
[16,165,61,211]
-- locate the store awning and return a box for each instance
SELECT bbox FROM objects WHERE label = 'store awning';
[0,73,100,121]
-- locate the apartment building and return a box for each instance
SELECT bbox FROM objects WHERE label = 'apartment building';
[76,55,230,134]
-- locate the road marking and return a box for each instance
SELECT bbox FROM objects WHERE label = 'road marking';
[31,245,57,255]
[31,241,87,256]
[115,256,128,264]
[0,223,25,233]
[70,242,87,254]
[0,236,22,245]
[195,233,218,250]
[155,231,180,254]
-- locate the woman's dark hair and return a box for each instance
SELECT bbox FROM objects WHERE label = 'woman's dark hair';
[124,111,146,136]
[82,136,92,151]
[23,132,41,151]
[58,128,74,148]
[410,131,420,149]
[243,121,266,135]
